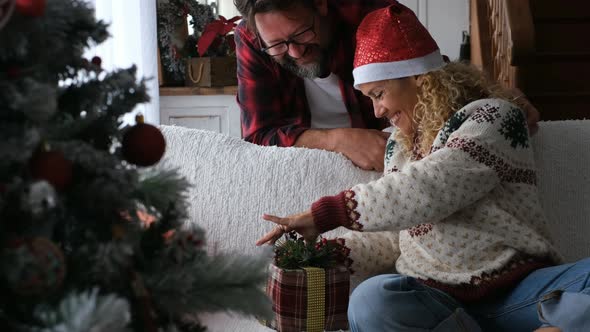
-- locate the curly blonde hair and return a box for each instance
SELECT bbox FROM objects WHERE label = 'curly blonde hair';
[395,62,511,156]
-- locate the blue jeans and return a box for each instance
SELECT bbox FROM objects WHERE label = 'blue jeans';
[348,258,590,332]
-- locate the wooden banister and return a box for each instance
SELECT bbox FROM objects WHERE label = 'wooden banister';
[470,0,493,74]
[472,0,590,120]
[470,0,535,89]
[504,0,535,64]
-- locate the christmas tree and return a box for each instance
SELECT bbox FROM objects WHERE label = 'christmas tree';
[0,1,271,331]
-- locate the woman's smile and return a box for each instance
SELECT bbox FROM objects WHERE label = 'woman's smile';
[389,111,402,126]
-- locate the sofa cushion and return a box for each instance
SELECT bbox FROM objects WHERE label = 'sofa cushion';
[533,120,590,262]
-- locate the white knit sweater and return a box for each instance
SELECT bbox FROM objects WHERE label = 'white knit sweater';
[311,99,561,301]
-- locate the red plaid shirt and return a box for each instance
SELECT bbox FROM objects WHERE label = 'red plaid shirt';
[235,0,395,146]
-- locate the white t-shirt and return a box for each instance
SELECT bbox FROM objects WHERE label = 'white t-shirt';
[304,73,351,129]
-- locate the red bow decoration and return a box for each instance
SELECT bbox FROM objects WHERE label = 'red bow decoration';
[197,15,241,57]
[16,0,45,17]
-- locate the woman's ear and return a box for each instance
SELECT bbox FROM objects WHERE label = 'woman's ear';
[314,0,328,16]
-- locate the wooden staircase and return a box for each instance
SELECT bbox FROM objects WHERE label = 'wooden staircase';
[470,0,590,120]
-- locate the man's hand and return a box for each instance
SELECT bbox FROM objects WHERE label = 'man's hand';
[332,128,390,171]
[295,128,390,171]
[509,88,540,135]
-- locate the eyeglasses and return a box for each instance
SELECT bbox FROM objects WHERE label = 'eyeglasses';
[260,19,316,57]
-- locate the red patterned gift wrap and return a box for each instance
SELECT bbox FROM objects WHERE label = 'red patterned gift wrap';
[262,264,350,332]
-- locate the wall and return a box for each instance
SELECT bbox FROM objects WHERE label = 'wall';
[398,0,470,61]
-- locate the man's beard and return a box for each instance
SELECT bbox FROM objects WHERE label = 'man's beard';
[277,45,327,79]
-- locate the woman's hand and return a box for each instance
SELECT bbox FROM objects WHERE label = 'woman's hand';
[255,209,320,246]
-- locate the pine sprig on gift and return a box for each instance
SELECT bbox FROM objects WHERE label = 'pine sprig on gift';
[273,233,353,271]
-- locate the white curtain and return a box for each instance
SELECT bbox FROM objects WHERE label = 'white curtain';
[87,0,160,125]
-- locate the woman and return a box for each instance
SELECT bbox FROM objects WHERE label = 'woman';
[256,3,590,331]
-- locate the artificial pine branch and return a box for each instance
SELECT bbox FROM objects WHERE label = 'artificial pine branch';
[0,0,109,76]
[54,66,150,145]
[69,242,136,291]
[134,169,190,215]
[57,68,135,118]
[0,78,57,123]
[0,124,40,168]
[146,253,273,320]
[56,141,140,221]
[32,288,131,332]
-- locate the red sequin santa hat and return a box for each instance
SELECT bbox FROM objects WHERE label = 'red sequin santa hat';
[353,2,446,88]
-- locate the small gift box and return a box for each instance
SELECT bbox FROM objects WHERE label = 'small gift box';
[261,236,352,332]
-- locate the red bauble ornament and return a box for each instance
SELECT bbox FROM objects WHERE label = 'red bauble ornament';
[15,0,45,17]
[4,237,66,296]
[29,147,73,191]
[91,56,102,68]
[122,114,166,167]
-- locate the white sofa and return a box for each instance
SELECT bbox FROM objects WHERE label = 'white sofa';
[157,120,590,332]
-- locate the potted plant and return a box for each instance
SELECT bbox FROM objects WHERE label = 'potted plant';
[185,15,241,87]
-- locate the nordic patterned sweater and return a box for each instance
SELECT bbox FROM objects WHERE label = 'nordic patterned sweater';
[311,99,561,302]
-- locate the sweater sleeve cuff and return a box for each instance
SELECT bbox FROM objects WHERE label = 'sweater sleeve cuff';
[311,191,351,233]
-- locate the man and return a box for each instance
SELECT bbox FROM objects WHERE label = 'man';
[233,0,539,171]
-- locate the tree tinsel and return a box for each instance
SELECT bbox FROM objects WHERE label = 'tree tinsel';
[0,1,271,331]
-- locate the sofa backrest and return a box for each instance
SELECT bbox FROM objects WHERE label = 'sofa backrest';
[533,120,590,262]
[157,126,378,258]
[158,120,590,263]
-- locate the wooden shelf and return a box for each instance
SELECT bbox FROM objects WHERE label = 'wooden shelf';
[159,86,238,96]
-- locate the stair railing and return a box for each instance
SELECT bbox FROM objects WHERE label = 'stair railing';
[470,0,535,89]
